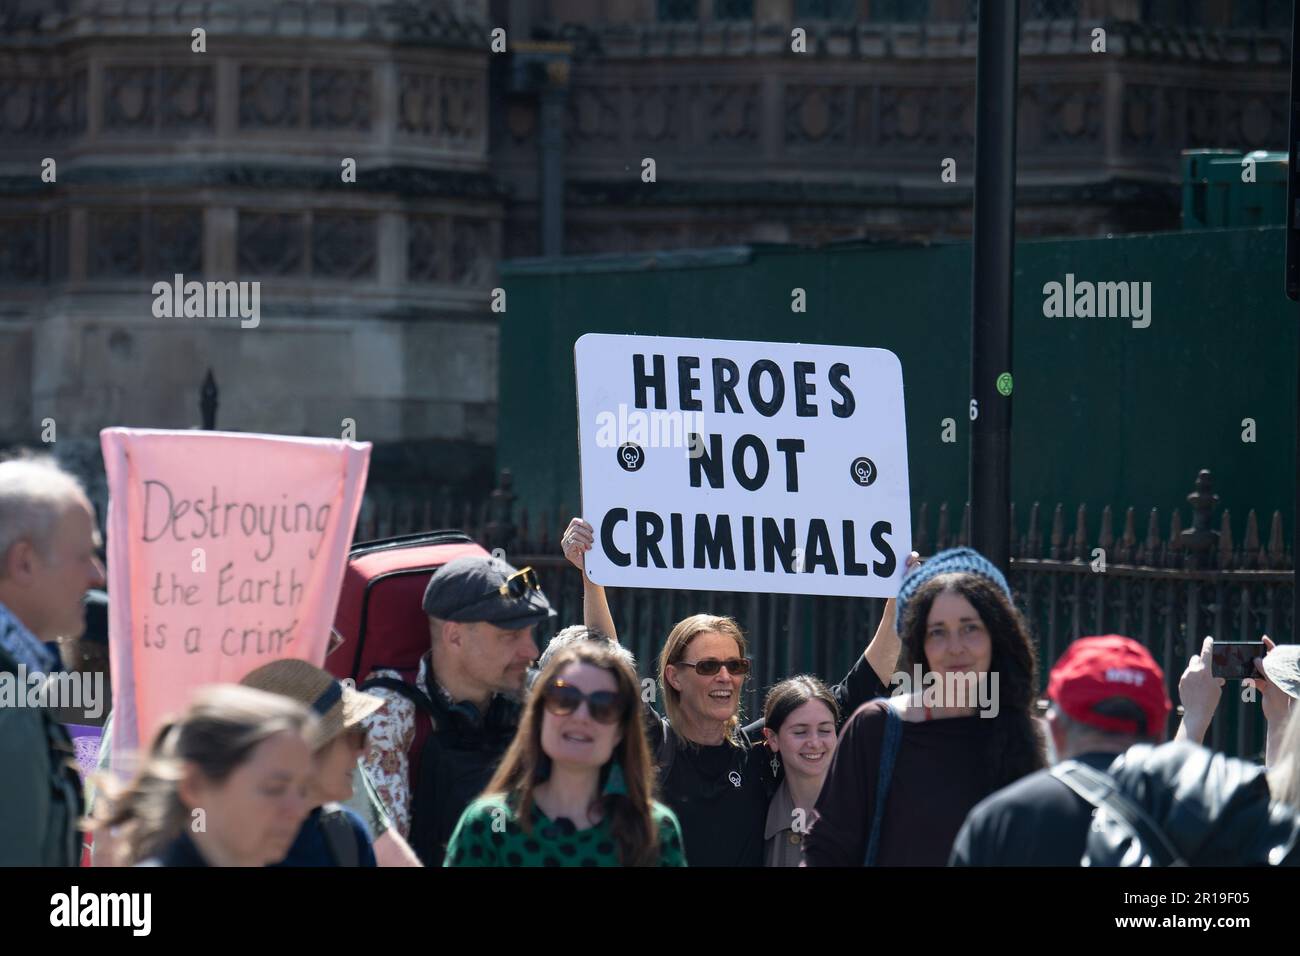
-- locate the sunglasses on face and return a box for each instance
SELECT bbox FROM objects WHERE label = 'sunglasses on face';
[540,679,628,725]
[674,658,751,677]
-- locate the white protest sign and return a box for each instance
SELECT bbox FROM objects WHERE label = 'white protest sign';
[575,333,911,598]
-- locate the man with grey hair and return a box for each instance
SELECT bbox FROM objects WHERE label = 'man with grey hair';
[0,453,106,865]
[949,635,1170,866]
[526,624,637,692]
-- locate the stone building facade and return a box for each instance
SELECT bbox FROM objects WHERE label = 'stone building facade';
[0,0,1290,501]
[497,0,1291,255]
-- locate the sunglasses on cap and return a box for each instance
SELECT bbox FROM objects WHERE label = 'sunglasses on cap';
[473,566,541,604]
[674,658,751,677]
[540,679,628,725]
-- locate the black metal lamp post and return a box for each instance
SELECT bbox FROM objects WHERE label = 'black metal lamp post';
[969,1,1020,573]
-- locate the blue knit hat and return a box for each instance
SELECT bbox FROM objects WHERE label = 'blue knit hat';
[895,547,1012,629]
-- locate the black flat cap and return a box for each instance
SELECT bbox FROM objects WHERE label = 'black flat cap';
[422,555,555,629]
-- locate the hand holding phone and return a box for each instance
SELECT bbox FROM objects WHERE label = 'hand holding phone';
[1211,641,1266,680]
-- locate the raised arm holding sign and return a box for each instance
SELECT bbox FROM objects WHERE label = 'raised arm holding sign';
[562,512,919,867]
[565,333,918,866]
[561,515,917,694]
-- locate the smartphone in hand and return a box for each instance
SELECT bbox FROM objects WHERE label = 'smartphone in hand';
[1211,641,1266,680]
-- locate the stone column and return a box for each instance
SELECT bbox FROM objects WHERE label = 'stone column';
[206,207,237,279]
[379,212,405,290]
[539,59,570,257]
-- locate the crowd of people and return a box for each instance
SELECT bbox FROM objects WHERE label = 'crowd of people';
[3,453,1300,867]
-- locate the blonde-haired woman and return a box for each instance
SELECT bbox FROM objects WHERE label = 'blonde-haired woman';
[1265,646,1300,806]
[445,641,685,866]
[562,516,918,867]
[1269,709,1300,808]
[91,685,316,866]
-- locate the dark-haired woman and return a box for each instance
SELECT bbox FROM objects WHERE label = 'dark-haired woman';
[91,685,317,866]
[761,676,839,867]
[805,547,1048,866]
[444,641,686,866]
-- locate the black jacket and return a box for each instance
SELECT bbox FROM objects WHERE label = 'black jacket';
[1084,741,1300,867]
[361,672,519,867]
[949,750,1118,866]
[137,831,211,867]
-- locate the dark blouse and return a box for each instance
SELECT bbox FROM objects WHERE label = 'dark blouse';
[650,652,888,867]
[804,698,995,866]
[137,807,377,867]
[273,805,376,867]
[135,831,210,867]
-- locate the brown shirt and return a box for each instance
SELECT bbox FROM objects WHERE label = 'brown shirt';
[805,699,994,866]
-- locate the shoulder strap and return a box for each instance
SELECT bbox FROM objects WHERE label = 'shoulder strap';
[319,805,360,868]
[361,676,438,725]
[863,705,902,867]
[1050,760,1187,867]
[657,716,676,782]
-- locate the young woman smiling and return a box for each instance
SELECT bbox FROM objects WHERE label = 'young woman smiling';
[561,516,919,867]
[761,676,840,866]
[444,642,685,866]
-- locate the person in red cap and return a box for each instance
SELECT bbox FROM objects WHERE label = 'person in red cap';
[949,635,1170,866]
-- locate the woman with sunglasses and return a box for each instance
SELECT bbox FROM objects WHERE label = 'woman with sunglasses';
[241,658,387,867]
[562,516,918,866]
[444,641,685,866]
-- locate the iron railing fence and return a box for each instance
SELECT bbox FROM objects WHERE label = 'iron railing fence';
[80,462,1286,759]
[358,465,1289,759]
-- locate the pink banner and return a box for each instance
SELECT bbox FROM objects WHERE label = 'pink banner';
[100,428,370,758]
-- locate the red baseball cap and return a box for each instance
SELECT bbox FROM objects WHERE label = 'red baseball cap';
[1047,635,1171,736]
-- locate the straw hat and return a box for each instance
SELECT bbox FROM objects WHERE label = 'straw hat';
[1262,645,1300,701]
[240,658,385,751]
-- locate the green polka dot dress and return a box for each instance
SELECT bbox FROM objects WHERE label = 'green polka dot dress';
[444,793,687,867]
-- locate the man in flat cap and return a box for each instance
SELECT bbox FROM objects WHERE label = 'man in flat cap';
[360,555,554,866]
